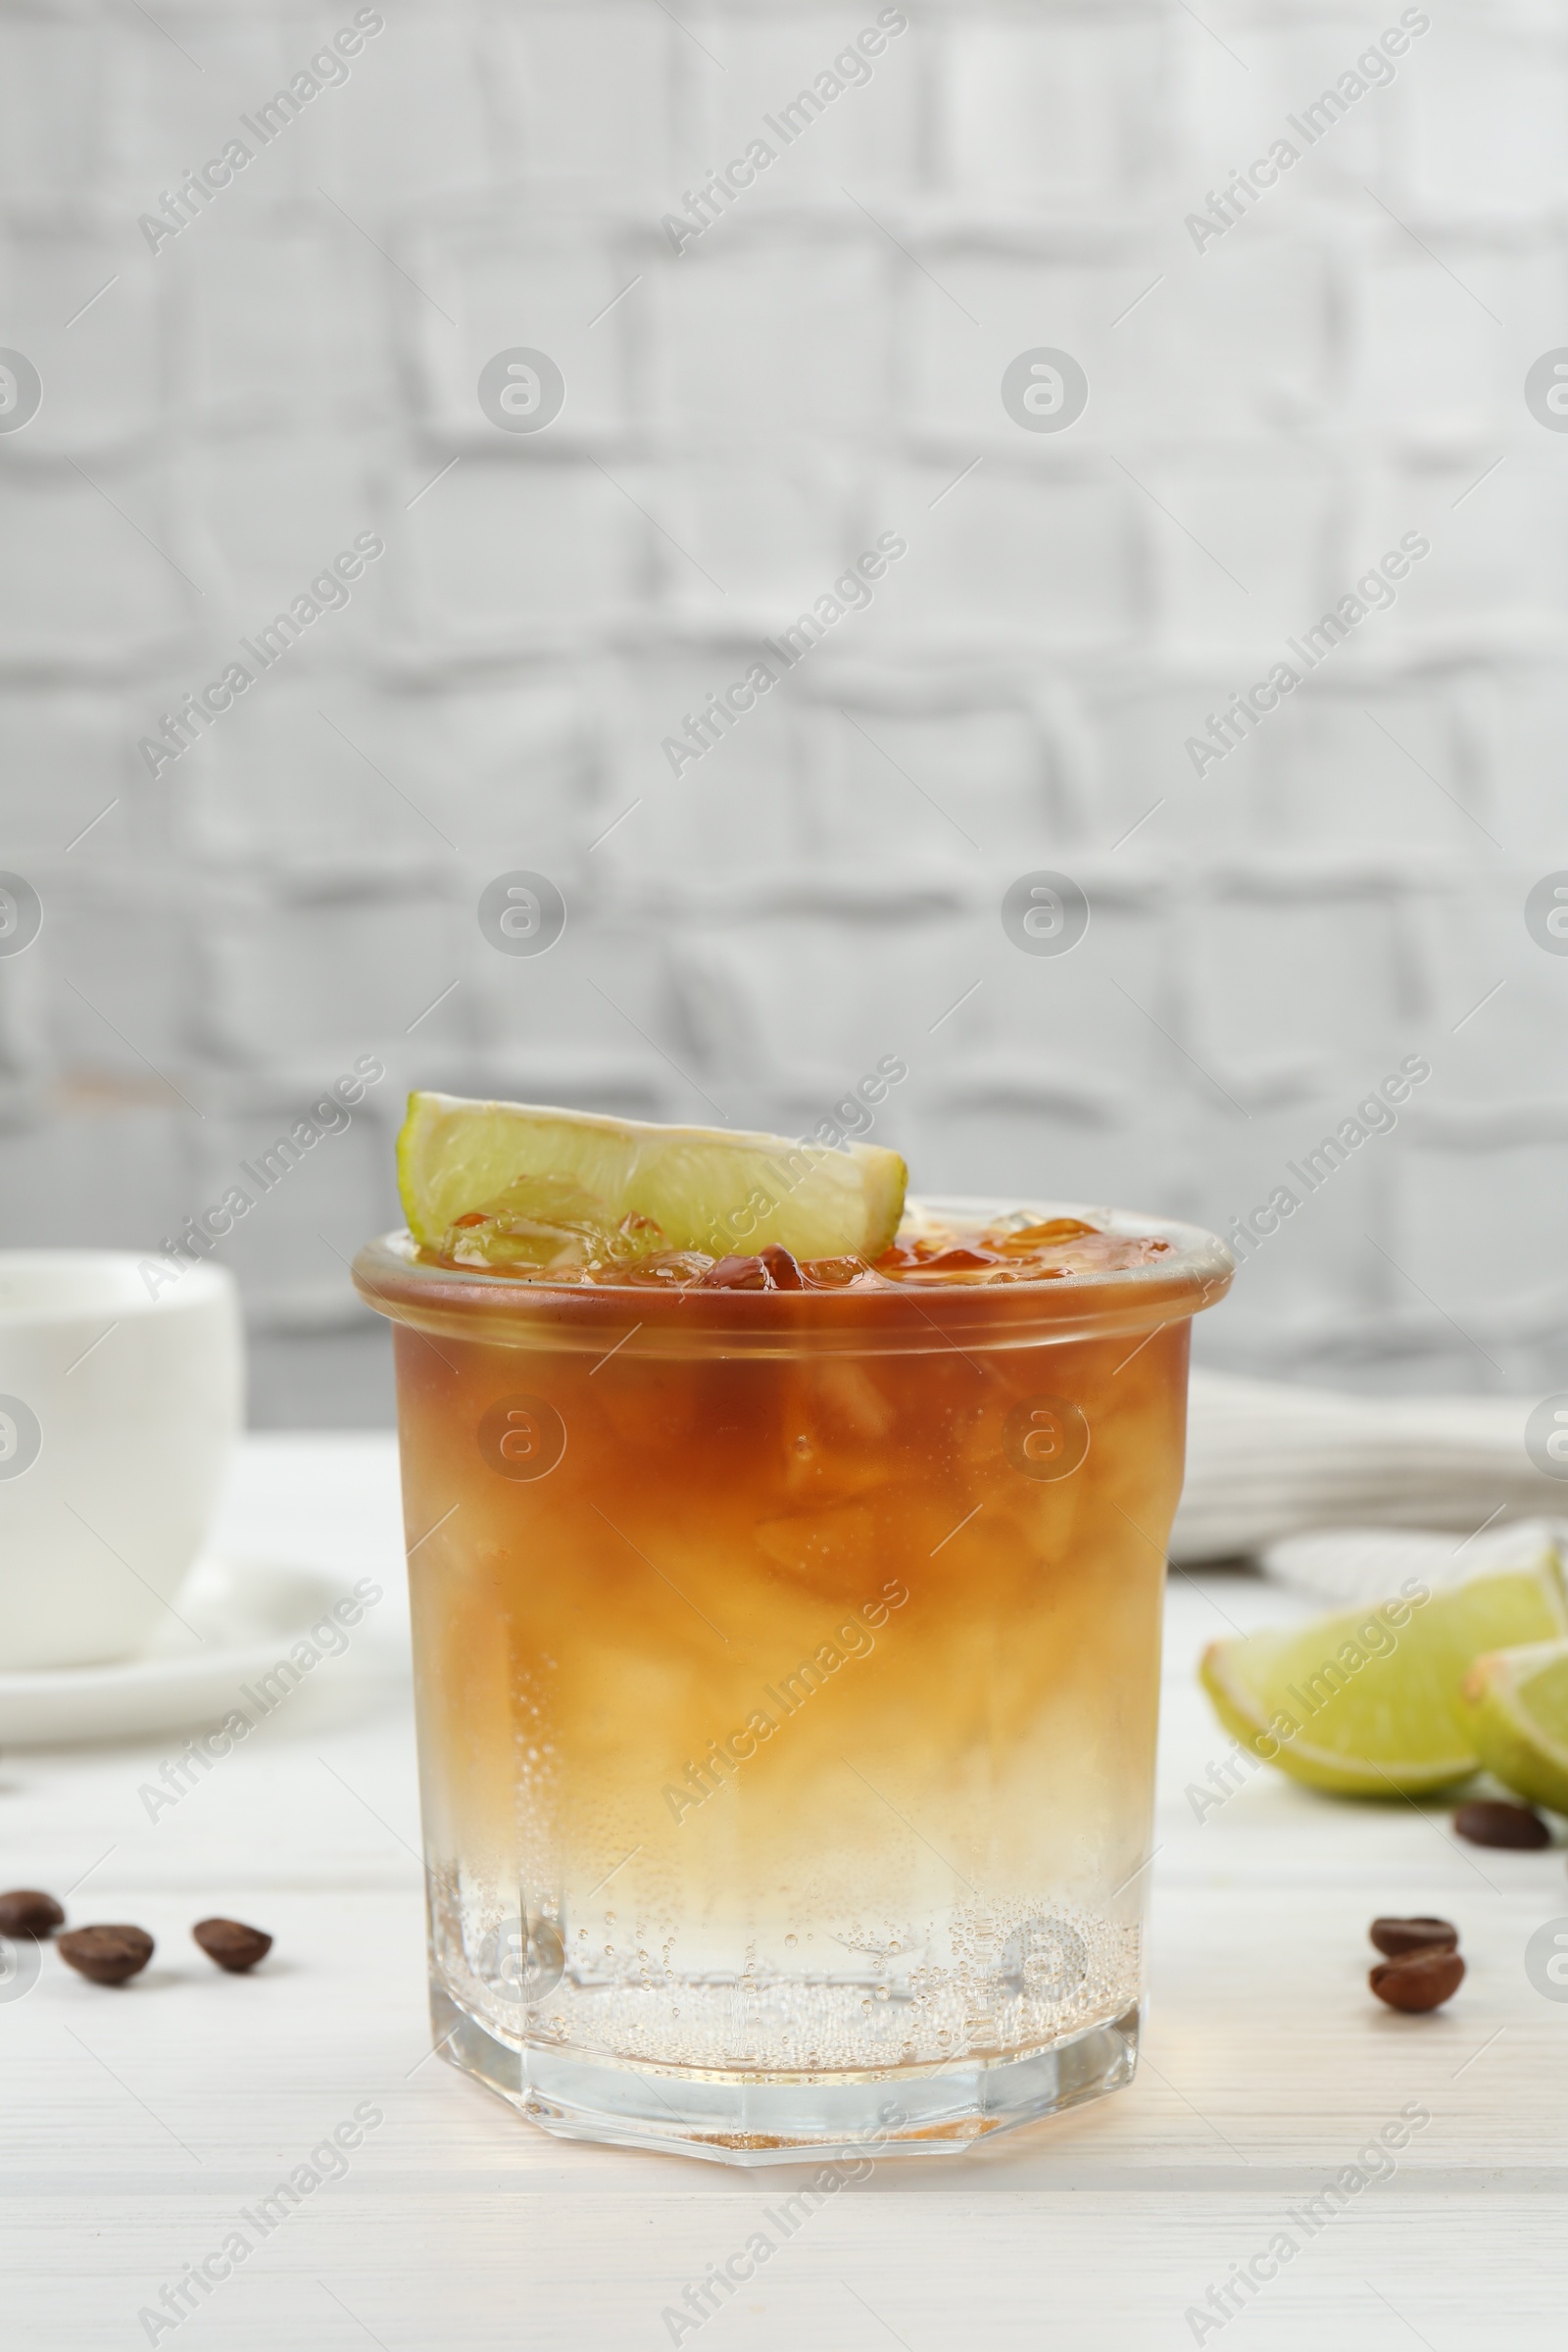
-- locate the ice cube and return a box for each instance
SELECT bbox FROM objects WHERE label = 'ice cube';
[755,1504,876,1597]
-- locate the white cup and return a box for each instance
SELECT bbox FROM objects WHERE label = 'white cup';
[0,1252,244,1671]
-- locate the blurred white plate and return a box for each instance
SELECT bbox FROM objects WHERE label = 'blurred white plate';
[0,1555,379,1746]
[1260,1517,1568,1607]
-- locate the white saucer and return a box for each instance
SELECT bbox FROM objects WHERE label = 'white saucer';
[0,1555,395,1747]
[1261,1517,1568,1606]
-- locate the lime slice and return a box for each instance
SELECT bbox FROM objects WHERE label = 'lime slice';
[396,1092,907,1268]
[1462,1638,1568,1815]
[1200,1557,1568,1796]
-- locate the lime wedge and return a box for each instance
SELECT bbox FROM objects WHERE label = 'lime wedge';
[396,1092,907,1268]
[1462,1638,1568,1815]
[1200,1557,1568,1796]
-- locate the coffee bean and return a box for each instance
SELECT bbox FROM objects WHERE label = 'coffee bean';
[1370,1948,1465,2013]
[1453,1799,1550,1849]
[1370,1916,1458,1958]
[57,1926,154,1986]
[0,1888,64,1939]
[191,1917,271,1974]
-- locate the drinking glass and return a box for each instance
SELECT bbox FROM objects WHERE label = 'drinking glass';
[355,1199,1230,2163]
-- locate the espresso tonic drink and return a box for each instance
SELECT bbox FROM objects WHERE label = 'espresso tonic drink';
[357,1101,1230,2161]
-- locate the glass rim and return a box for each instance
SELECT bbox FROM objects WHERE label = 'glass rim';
[352,1195,1234,1357]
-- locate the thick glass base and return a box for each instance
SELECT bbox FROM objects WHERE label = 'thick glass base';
[430,1983,1141,2166]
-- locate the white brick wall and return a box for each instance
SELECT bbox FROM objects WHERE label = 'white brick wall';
[2,0,1567,1423]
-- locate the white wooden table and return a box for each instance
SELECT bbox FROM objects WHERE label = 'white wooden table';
[5,1437,1566,2349]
